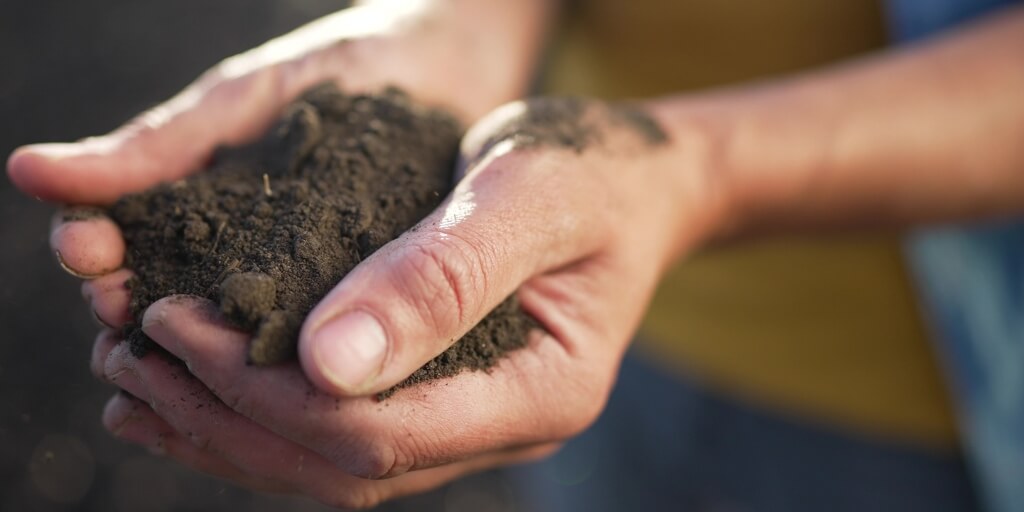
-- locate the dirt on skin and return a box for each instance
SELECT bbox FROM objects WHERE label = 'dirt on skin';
[470,97,669,160]
[109,84,536,396]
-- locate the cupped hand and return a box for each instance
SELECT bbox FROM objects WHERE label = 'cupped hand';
[8,0,543,276]
[7,1,724,504]
[85,98,722,507]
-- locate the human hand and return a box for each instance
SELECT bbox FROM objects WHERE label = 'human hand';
[87,97,724,507]
[7,2,563,505]
[7,0,547,278]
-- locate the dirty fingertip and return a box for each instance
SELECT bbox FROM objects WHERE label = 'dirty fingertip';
[50,218,125,277]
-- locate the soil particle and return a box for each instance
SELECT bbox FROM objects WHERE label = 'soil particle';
[108,84,536,394]
[249,310,303,365]
[60,206,107,222]
[608,103,670,145]
[125,327,155,358]
[219,272,276,330]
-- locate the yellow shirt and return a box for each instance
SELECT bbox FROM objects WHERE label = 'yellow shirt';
[544,0,959,448]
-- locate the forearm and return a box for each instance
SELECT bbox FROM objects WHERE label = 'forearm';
[651,6,1024,248]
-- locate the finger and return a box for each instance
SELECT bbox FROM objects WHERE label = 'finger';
[8,86,220,204]
[104,336,560,508]
[108,331,565,507]
[299,146,606,396]
[5,29,343,205]
[49,212,125,278]
[83,269,134,329]
[142,297,605,480]
[102,390,176,449]
[102,392,295,494]
[364,441,562,505]
[102,341,386,502]
[7,76,274,204]
[90,329,121,381]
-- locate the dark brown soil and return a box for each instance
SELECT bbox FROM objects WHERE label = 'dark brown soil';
[60,206,107,222]
[109,84,534,395]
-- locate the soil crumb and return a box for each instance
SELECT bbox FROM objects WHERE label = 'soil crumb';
[60,206,107,222]
[608,103,670,145]
[109,84,535,395]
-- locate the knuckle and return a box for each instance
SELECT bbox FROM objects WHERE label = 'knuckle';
[564,399,604,439]
[214,380,258,420]
[327,434,400,480]
[319,419,420,480]
[378,439,417,478]
[561,383,610,440]
[395,236,488,335]
[324,487,381,511]
[544,364,613,442]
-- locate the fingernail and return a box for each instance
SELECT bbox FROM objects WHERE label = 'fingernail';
[54,250,102,279]
[311,311,387,392]
[102,392,140,436]
[92,309,116,329]
[57,205,106,223]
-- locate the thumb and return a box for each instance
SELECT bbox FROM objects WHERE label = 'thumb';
[298,148,603,397]
[7,48,331,204]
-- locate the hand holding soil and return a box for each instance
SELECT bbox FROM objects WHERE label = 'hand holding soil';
[88,95,689,510]
[5,2,711,508]
[108,83,536,396]
[12,91,699,508]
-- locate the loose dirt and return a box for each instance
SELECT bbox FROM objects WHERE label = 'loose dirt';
[109,84,535,395]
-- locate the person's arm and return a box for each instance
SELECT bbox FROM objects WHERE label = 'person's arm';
[651,5,1024,253]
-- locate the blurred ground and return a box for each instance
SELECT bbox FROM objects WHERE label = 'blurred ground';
[0,2,520,510]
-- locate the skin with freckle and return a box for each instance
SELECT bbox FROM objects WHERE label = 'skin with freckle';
[108,84,537,393]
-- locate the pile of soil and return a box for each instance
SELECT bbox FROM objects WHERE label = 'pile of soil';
[109,84,534,395]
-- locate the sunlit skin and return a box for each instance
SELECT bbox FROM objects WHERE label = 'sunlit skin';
[7,0,1024,508]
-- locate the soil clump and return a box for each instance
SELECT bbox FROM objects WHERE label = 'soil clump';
[109,84,534,395]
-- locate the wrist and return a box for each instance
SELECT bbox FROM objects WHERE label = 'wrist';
[642,96,746,266]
